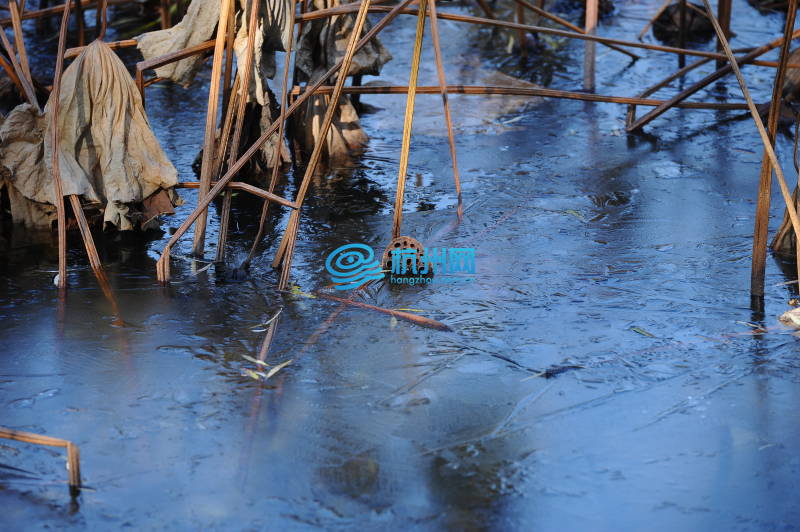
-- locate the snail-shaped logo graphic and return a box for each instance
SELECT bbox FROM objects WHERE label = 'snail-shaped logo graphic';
[325,243,384,290]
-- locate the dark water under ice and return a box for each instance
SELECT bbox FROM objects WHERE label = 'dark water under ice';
[2,0,800,529]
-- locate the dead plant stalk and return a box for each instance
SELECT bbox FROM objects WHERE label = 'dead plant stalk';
[191,0,233,257]
[750,0,797,297]
[699,0,800,284]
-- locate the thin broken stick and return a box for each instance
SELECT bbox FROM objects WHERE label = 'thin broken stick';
[314,291,452,332]
[0,427,81,495]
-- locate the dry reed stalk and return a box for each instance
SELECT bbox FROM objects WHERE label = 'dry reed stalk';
[275,0,376,290]
[156,0,415,283]
[217,0,263,263]
[65,0,86,46]
[293,5,785,71]
[0,23,38,109]
[298,5,756,64]
[135,39,216,70]
[97,0,107,39]
[474,0,495,19]
[511,0,638,59]
[221,1,236,115]
[244,0,297,268]
[67,195,104,277]
[685,2,708,18]
[638,0,671,40]
[584,0,597,91]
[96,0,102,37]
[74,0,85,45]
[273,0,396,267]
[0,0,152,26]
[769,111,800,253]
[174,181,296,207]
[291,0,308,98]
[314,292,452,331]
[314,3,788,74]
[135,39,216,107]
[213,73,241,178]
[700,0,800,284]
[290,83,749,110]
[0,427,81,495]
[427,0,462,222]
[0,53,27,99]
[135,67,145,108]
[212,77,240,261]
[751,0,797,298]
[142,75,165,87]
[716,0,732,69]
[49,0,73,290]
[9,0,32,83]
[516,3,527,60]
[626,56,714,128]
[56,0,114,286]
[390,0,427,240]
[256,314,280,361]
[160,0,170,29]
[627,28,800,132]
[191,0,233,257]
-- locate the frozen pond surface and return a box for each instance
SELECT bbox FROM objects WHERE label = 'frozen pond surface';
[2,0,800,529]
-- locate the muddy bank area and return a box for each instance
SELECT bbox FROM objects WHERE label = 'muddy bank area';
[2,0,800,529]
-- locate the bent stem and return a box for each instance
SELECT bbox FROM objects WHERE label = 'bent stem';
[275,0,376,290]
[49,0,73,290]
[216,0,262,264]
[244,1,297,269]
[700,0,800,285]
[191,0,233,257]
[391,0,428,240]
[428,0,463,222]
[750,0,797,297]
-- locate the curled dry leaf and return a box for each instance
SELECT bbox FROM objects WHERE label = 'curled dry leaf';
[1,40,180,231]
[0,104,55,227]
[295,0,392,80]
[292,0,393,163]
[136,0,221,87]
[41,40,179,231]
[234,0,294,106]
